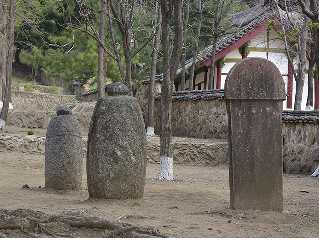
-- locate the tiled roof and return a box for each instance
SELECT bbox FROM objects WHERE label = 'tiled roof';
[176,4,275,75]
[171,90,225,101]
[282,111,319,123]
[155,90,319,122]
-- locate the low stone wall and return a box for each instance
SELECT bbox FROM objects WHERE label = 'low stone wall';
[137,90,228,138]
[138,90,319,173]
[7,92,78,129]
[12,91,77,111]
[154,91,227,139]
[0,134,228,167]
[0,135,46,154]
[5,90,318,173]
[282,112,319,174]
[146,137,228,166]
[7,111,53,129]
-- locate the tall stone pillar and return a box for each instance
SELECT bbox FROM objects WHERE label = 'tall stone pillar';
[87,82,146,199]
[225,58,286,212]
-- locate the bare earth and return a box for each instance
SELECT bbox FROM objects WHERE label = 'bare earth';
[0,151,318,238]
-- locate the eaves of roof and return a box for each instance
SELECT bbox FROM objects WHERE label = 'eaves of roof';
[176,4,276,76]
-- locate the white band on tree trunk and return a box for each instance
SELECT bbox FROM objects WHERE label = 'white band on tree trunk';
[0,119,6,130]
[305,105,313,111]
[159,155,174,180]
[146,127,155,136]
[311,167,319,177]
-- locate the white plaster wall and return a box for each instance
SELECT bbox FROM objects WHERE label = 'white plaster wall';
[249,32,267,48]
[249,29,284,49]
[224,49,242,58]
[180,29,313,110]
[221,49,311,110]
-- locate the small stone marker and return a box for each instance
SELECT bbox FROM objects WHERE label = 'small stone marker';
[225,58,286,212]
[72,80,81,100]
[87,82,146,199]
[45,105,82,190]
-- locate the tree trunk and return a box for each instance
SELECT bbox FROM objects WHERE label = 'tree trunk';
[169,0,183,86]
[189,0,202,90]
[0,0,16,128]
[159,1,172,180]
[306,8,319,109]
[314,62,319,110]
[180,0,189,91]
[109,1,134,94]
[159,0,183,181]
[189,51,196,90]
[208,42,217,90]
[123,21,133,95]
[97,0,107,99]
[306,60,315,108]
[294,16,307,110]
[124,52,132,94]
[180,50,186,90]
[147,3,161,136]
[107,0,124,81]
[208,9,220,90]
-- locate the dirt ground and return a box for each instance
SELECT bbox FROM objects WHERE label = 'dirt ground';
[0,151,318,238]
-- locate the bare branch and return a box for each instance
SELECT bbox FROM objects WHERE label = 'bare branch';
[297,0,318,20]
[68,24,117,61]
[131,23,160,58]
[273,1,299,81]
[107,0,124,80]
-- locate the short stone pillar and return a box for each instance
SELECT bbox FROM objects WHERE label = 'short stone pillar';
[87,82,146,199]
[225,58,286,212]
[72,80,81,100]
[45,106,83,190]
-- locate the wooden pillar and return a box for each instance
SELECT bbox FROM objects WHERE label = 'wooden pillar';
[315,77,319,110]
[287,62,293,109]
[240,46,248,59]
[204,69,208,90]
[216,62,222,89]
[193,73,196,90]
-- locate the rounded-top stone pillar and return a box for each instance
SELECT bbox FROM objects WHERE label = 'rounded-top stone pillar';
[87,82,146,199]
[45,106,83,190]
[225,58,286,212]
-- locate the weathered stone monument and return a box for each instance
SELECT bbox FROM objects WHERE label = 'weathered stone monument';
[225,58,286,212]
[45,105,83,190]
[87,82,146,199]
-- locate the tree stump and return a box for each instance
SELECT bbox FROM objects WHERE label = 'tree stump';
[45,106,83,190]
[87,82,146,199]
[225,58,286,212]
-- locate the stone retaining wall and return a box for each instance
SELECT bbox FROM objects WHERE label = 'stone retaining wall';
[154,91,228,139]
[7,111,53,129]
[12,91,77,111]
[145,137,228,166]
[138,90,319,173]
[0,134,228,167]
[282,113,319,173]
[5,90,318,173]
[7,92,78,129]
[0,135,46,154]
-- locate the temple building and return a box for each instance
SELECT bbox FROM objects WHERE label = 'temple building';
[174,3,318,110]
